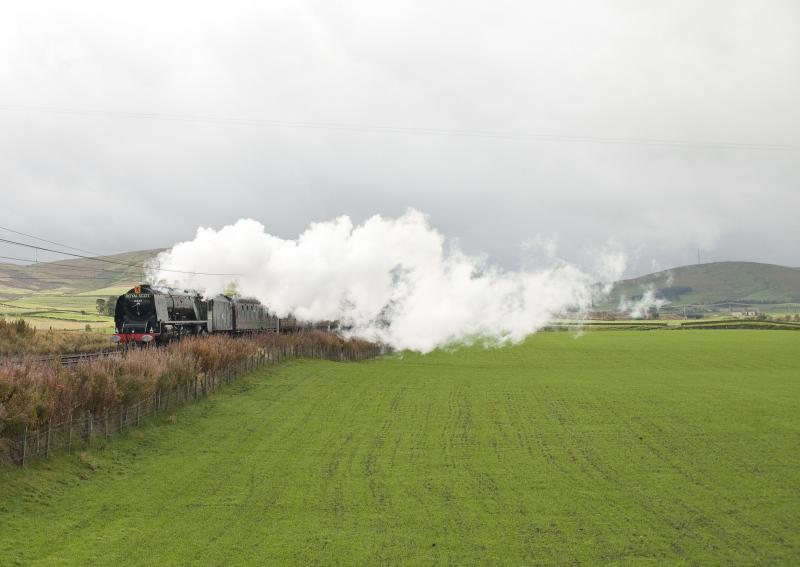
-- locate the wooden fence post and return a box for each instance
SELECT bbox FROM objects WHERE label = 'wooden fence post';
[20,426,27,467]
[68,415,73,454]
[136,401,141,426]
[46,418,52,457]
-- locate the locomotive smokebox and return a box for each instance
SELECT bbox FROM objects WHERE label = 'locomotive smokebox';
[113,284,206,343]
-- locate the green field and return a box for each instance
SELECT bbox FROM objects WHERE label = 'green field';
[1,331,799,565]
[0,294,118,331]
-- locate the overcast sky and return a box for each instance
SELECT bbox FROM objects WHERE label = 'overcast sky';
[1,1,798,276]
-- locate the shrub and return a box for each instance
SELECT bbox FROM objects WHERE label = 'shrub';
[0,332,382,460]
[0,319,111,356]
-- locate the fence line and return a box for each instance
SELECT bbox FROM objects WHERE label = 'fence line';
[9,342,382,467]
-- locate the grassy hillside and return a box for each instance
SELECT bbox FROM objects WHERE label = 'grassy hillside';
[0,249,161,330]
[1,331,798,565]
[607,261,800,307]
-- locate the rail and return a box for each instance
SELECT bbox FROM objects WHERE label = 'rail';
[2,349,124,367]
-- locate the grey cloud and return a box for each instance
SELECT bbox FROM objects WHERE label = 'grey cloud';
[0,0,798,275]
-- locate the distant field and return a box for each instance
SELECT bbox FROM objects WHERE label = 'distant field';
[0,316,113,332]
[1,331,798,565]
[0,294,115,331]
[76,286,130,296]
[1,317,114,332]
[0,249,158,331]
[554,317,800,332]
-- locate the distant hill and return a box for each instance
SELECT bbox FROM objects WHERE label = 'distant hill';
[3,252,798,312]
[0,249,162,296]
[607,262,800,307]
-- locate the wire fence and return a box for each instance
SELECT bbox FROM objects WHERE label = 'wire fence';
[8,341,383,467]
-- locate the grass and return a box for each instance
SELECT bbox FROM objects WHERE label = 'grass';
[2,318,114,332]
[76,286,131,296]
[0,294,115,331]
[4,295,110,310]
[1,331,798,565]
[5,311,109,323]
[0,295,115,331]
[0,332,378,445]
[0,318,113,356]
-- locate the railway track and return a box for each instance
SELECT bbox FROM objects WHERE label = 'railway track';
[57,350,124,366]
[2,327,338,368]
[2,349,124,367]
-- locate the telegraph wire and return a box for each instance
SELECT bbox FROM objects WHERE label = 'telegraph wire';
[0,255,119,274]
[0,236,241,277]
[1,254,41,263]
[0,103,798,152]
[0,301,108,315]
[0,255,137,277]
[0,225,108,258]
[0,226,159,272]
[0,274,128,282]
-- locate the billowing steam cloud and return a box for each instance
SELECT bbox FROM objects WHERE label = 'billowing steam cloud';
[619,287,669,319]
[149,209,624,352]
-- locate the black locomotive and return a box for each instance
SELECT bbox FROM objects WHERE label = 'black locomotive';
[112,284,322,344]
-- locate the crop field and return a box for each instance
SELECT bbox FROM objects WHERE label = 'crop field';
[0,294,116,332]
[1,318,113,332]
[1,331,798,565]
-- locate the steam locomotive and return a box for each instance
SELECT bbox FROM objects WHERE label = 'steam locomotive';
[112,284,326,345]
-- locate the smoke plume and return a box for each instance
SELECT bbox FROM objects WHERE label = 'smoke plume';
[149,209,624,352]
[618,288,669,319]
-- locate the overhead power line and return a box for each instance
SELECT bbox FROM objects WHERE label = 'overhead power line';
[0,274,123,283]
[0,254,61,264]
[0,275,126,283]
[0,255,117,274]
[0,272,133,285]
[0,301,110,315]
[0,103,797,152]
[0,266,125,280]
[0,254,141,276]
[0,235,241,277]
[0,225,158,273]
[0,225,107,258]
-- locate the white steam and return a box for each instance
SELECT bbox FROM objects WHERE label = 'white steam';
[618,287,668,319]
[149,209,625,352]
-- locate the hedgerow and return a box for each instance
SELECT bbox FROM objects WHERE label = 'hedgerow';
[0,332,381,462]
